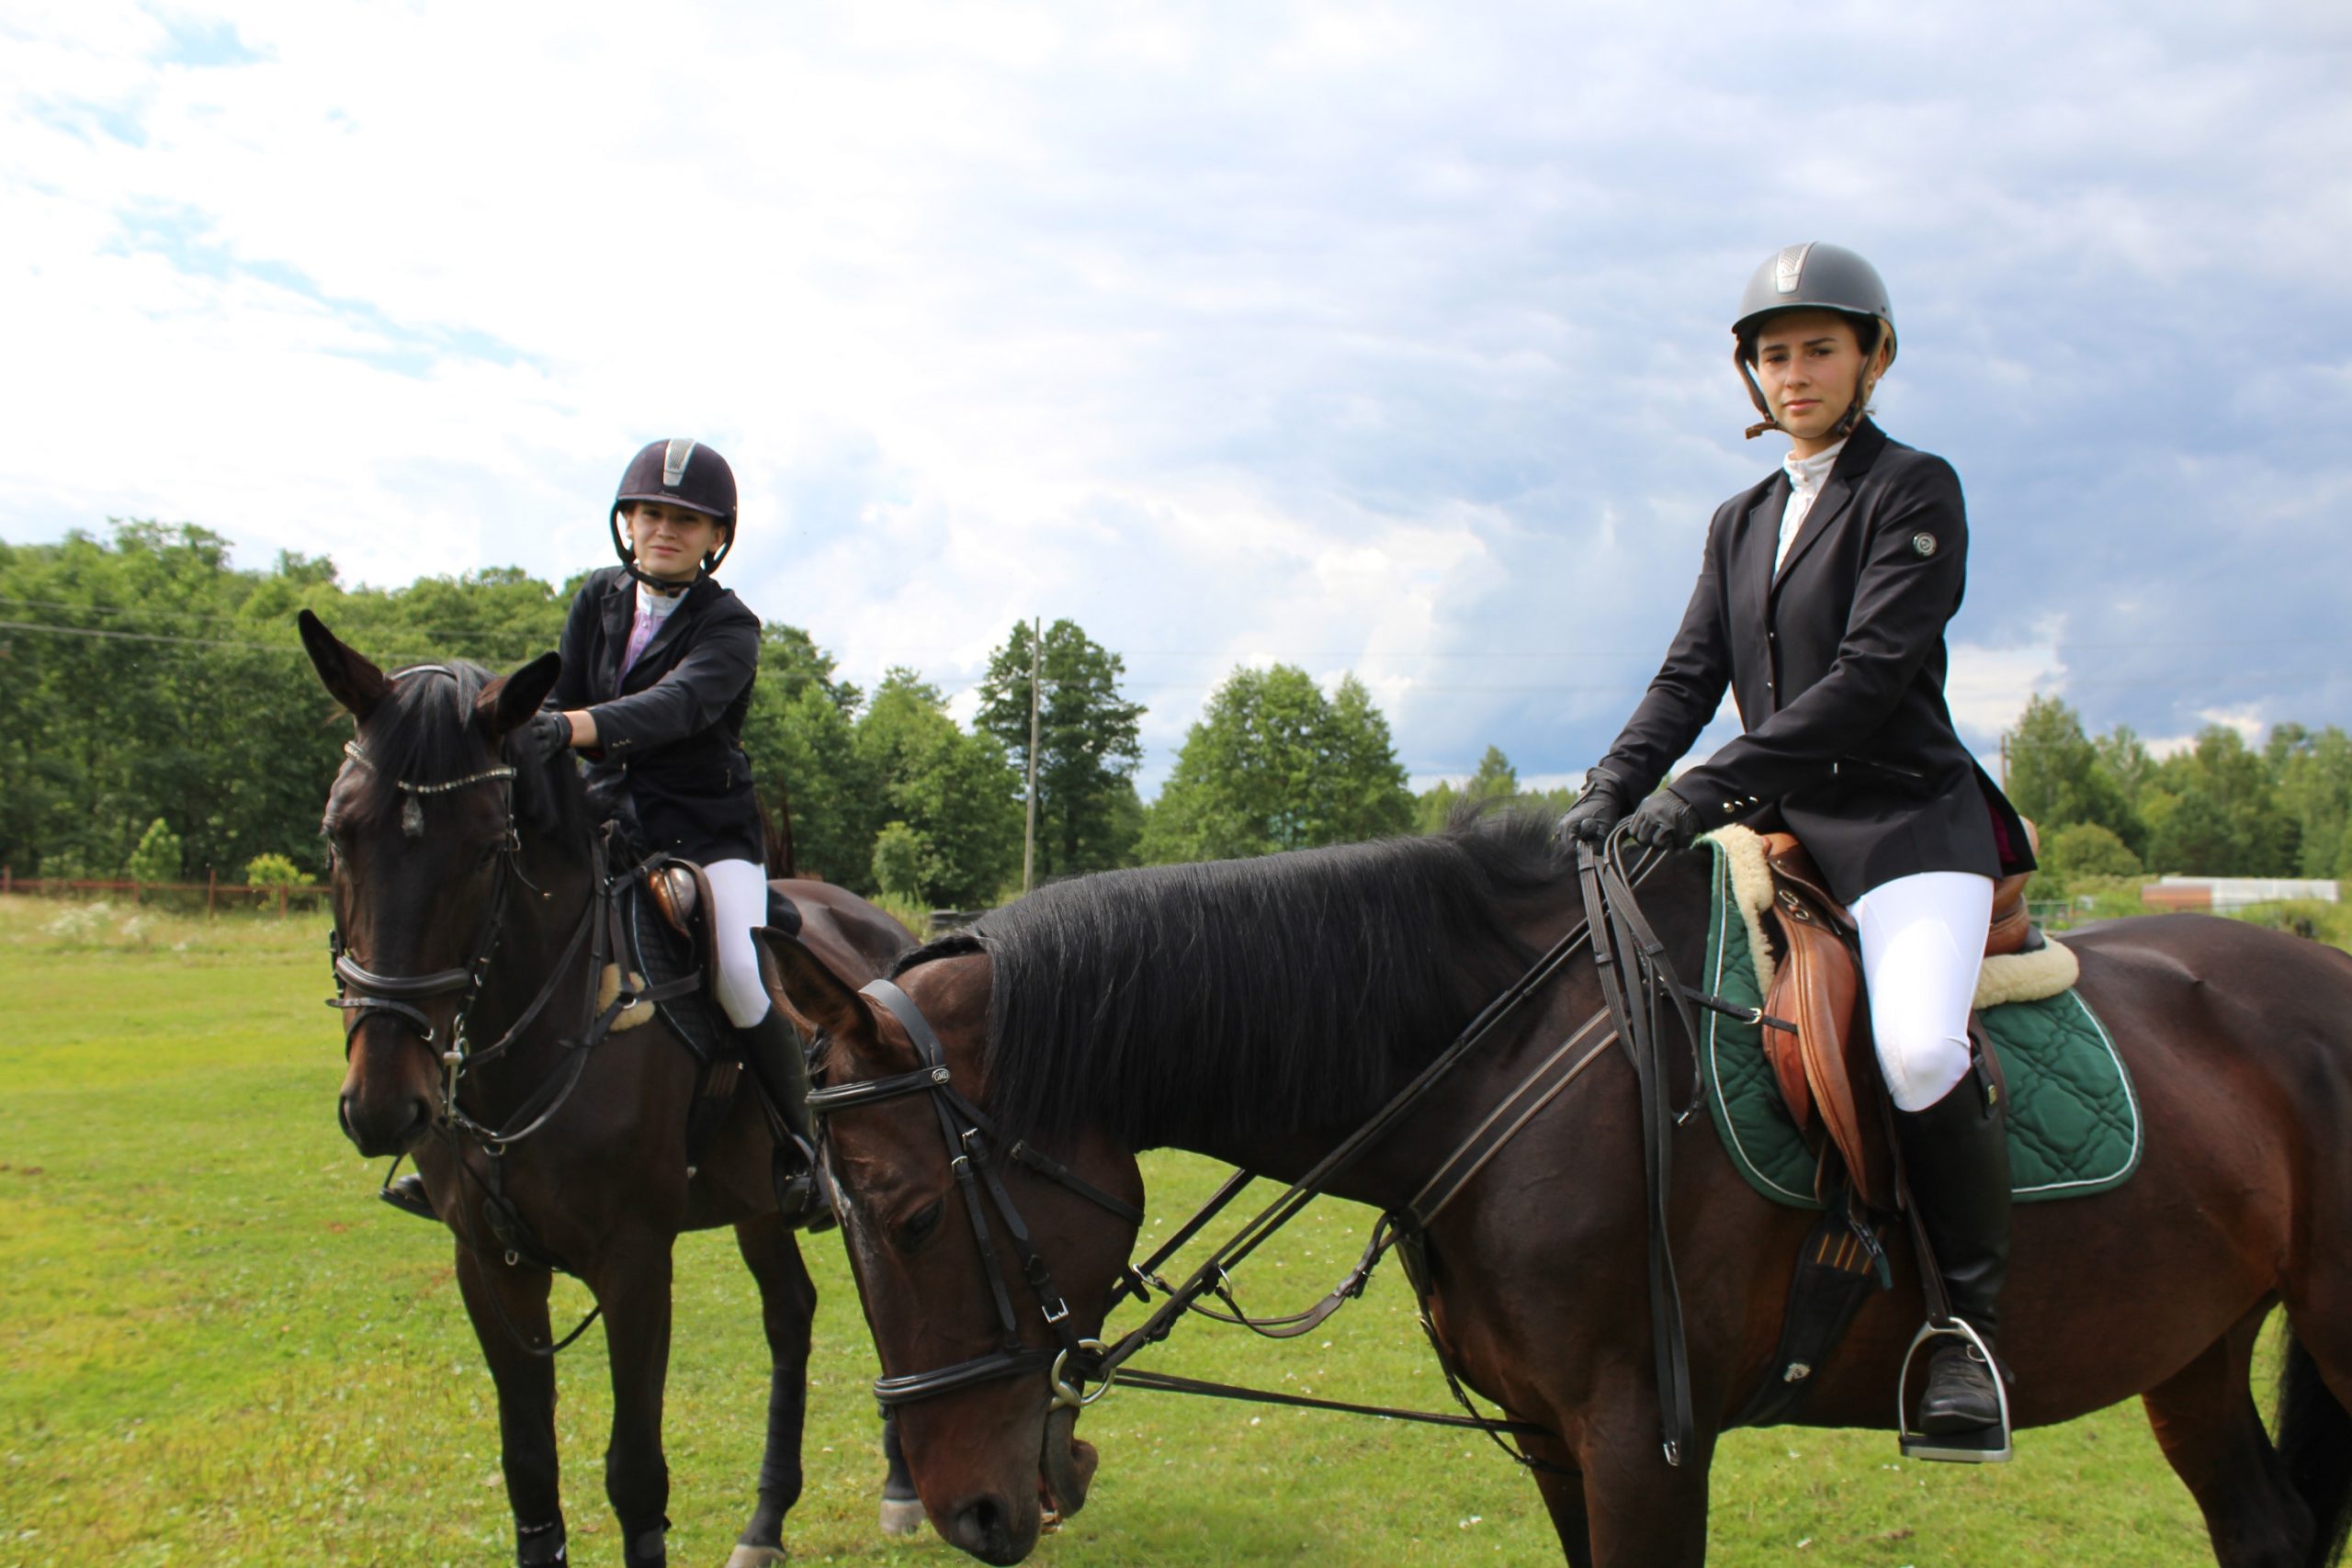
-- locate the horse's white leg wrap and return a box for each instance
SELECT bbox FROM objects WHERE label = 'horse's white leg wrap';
[704,857,775,1029]
[1850,870,1995,1112]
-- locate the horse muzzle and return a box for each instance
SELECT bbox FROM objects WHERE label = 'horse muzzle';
[338,1077,435,1157]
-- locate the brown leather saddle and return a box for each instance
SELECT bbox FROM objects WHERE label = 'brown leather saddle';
[1757,833,2032,1211]
[646,859,725,1005]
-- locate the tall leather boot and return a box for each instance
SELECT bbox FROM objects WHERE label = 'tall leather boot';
[737,1008,832,1227]
[1894,1061,2012,1434]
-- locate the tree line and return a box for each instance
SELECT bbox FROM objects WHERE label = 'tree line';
[2000,694,2352,885]
[0,524,1479,901]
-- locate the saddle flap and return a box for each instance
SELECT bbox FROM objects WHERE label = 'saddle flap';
[648,858,723,1005]
[1758,835,1895,1211]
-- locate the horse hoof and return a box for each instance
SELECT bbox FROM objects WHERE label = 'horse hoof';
[723,1547,789,1568]
[878,1496,926,1537]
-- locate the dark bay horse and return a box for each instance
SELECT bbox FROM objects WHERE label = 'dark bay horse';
[765,811,2352,1566]
[300,613,913,1568]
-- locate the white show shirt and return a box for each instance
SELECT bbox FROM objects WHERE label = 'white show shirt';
[1772,437,1849,577]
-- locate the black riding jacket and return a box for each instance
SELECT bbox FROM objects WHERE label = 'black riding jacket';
[1596,421,2034,904]
[548,566,764,866]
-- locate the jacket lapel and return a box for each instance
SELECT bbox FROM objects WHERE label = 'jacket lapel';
[597,577,635,700]
[623,578,707,692]
[1770,422,1886,599]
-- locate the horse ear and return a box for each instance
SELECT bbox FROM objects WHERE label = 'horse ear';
[472,652,563,739]
[756,927,874,1046]
[298,609,388,721]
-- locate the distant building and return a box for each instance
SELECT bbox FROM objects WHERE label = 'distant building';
[2143,877,2340,913]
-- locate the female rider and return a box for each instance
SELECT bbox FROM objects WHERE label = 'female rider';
[1556,243,2035,1443]
[383,438,820,1222]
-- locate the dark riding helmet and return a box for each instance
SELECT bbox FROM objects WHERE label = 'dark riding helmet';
[610,438,739,581]
[1731,243,1897,441]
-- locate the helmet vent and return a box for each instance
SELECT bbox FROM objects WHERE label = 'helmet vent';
[662,438,696,487]
[1774,243,1815,295]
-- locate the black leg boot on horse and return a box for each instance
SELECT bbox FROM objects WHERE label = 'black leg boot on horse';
[739,1008,833,1228]
[1895,1060,2013,1439]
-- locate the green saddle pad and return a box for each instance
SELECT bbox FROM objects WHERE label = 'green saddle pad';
[1698,838,2143,1210]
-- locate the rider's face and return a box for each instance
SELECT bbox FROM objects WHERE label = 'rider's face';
[1751,310,1886,456]
[625,502,724,581]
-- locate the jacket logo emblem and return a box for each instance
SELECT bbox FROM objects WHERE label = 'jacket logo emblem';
[1911,531,1938,558]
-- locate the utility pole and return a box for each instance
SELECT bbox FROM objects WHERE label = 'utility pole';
[1023,615,1042,895]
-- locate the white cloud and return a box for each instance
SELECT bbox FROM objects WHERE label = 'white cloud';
[6,0,2351,795]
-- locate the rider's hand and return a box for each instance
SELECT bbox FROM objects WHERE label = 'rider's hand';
[1625,787,1701,852]
[1554,769,1631,845]
[521,710,573,762]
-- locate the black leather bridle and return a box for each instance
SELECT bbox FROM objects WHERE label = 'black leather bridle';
[807,978,1146,1411]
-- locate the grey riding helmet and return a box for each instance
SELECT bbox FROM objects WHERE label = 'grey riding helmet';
[1731,243,1897,438]
[610,438,740,578]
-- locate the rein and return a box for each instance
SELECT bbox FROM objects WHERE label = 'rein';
[812,829,1761,1468]
[327,718,701,1357]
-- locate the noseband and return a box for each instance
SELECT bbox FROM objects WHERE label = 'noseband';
[808,978,1146,1411]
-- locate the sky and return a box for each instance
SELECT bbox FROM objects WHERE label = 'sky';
[6,1,2350,795]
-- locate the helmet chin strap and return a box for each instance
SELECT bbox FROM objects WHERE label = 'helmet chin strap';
[1736,358,1879,444]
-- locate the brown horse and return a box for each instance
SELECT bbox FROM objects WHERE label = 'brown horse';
[764,812,2352,1567]
[300,613,915,1568]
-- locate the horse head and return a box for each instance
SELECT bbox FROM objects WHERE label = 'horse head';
[764,931,1140,1565]
[300,610,562,1157]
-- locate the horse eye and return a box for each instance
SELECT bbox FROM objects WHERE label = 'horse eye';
[898,1200,944,1250]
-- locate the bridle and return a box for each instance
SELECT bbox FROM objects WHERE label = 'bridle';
[807,978,1146,1411]
[809,832,1769,1467]
[326,674,661,1151]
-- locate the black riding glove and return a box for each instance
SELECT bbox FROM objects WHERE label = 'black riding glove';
[521,710,573,762]
[1625,787,1702,852]
[1555,768,1632,845]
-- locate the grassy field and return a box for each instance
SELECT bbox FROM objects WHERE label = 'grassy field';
[0,895,2228,1565]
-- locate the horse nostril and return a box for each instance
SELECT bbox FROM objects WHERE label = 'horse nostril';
[953,1496,1009,1558]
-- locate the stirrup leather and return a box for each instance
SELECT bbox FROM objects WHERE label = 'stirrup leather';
[1896,1318,2013,1463]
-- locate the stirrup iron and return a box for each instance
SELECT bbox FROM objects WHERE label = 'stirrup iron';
[1895,1317,2012,1463]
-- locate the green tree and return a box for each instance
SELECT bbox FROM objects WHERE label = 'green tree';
[854,671,1022,907]
[2271,725,2352,877]
[1140,664,1413,863]
[738,623,878,885]
[1418,745,1530,832]
[2002,696,2136,846]
[870,821,928,901]
[127,818,184,884]
[977,619,1148,879]
[2151,727,2296,874]
[2041,821,2142,880]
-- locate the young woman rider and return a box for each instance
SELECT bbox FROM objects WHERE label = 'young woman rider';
[383,438,822,1222]
[1555,243,2035,1442]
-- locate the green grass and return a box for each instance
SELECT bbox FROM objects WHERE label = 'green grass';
[0,896,2222,1564]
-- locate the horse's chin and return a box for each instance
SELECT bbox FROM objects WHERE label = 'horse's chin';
[1040,1405,1099,1517]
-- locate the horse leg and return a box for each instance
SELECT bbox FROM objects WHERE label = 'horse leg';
[2277,1288,2352,1567]
[2141,1307,2312,1567]
[722,1214,815,1568]
[453,1247,570,1567]
[595,1237,677,1567]
[1525,1441,1594,1568]
[1575,1395,1716,1568]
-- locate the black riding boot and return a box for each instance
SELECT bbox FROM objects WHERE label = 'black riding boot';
[1894,1064,2012,1434]
[738,1008,832,1227]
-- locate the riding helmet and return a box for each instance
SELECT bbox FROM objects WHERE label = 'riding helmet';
[609,438,739,577]
[1731,243,1897,439]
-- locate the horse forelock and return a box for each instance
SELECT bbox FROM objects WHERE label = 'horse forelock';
[938,811,1565,1153]
[337,660,569,837]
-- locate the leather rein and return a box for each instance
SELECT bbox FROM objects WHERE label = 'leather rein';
[809,829,1760,1468]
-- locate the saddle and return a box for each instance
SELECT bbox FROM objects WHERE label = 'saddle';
[1756,832,2035,1212]
[640,859,803,1013]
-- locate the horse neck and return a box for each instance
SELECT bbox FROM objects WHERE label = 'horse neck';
[1181,845,1721,1209]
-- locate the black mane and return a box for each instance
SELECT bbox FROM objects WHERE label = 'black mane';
[343,661,571,838]
[898,811,1566,1151]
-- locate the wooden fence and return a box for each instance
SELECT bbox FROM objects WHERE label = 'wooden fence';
[0,866,328,915]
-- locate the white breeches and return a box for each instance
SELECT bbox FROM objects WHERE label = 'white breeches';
[703,858,774,1029]
[1849,870,1995,1112]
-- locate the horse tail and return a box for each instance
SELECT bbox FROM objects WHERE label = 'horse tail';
[2278,1327,2352,1566]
